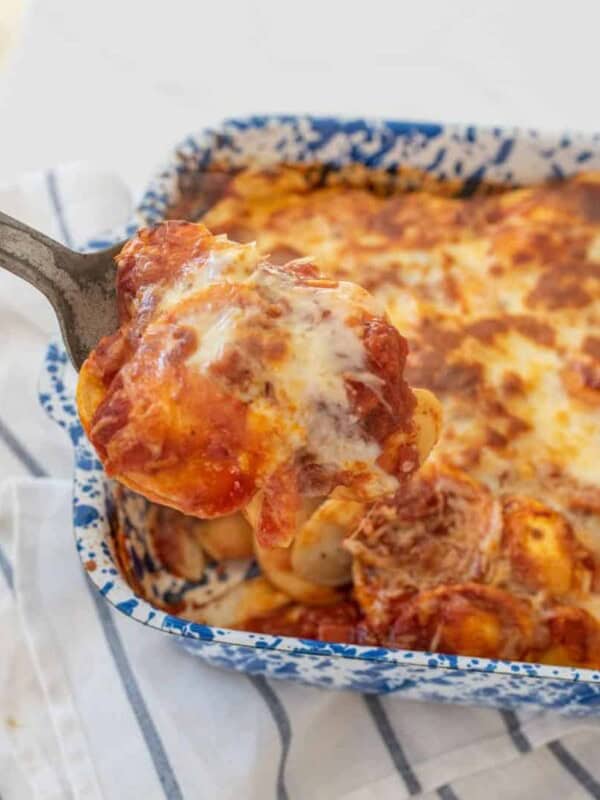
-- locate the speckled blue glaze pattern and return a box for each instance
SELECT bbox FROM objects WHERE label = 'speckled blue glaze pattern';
[112,486,253,610]
[41,116,600,714]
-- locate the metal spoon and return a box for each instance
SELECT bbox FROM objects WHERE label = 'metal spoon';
[0,210,121,369]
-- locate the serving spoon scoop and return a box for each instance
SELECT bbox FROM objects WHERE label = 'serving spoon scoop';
[0,210,122,369]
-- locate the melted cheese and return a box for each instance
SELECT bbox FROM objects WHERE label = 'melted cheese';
[158,236,261,311]
[78,220,434,548]
[164,262,392,489]
[201,166,600,532]
[194,165,600,664]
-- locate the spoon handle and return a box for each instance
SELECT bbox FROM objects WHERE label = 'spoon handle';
[0,210,119,368]
[0,209,82,305]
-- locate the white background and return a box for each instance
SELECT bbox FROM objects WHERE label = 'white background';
[1,0,600,196]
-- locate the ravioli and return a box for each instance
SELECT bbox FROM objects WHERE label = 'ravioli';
[78,222,441,547]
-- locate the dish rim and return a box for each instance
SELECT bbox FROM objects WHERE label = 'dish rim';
[46,113,600,686]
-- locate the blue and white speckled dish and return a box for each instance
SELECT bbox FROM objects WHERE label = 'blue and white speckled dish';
[40,116,600,715]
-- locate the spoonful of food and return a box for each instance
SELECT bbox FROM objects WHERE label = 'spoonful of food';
[0,211,442,550]
[0,210,121,368]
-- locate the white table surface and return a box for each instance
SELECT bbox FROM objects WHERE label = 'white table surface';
[1,0,600,196]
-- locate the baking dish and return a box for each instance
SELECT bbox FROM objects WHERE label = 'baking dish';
[40,115,600,715]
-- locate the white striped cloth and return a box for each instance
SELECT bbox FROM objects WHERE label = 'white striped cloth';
[1,165,600,800]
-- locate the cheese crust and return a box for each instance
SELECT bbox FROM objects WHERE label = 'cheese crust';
[189,165,600,666]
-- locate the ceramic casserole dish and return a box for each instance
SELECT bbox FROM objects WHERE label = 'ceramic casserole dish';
[40,115,600,715]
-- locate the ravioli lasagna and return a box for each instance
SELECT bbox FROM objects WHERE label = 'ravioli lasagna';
[140,163,599,669]
[77,222,441,547]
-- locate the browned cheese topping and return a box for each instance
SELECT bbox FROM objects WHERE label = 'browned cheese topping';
[144,164,600,666]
